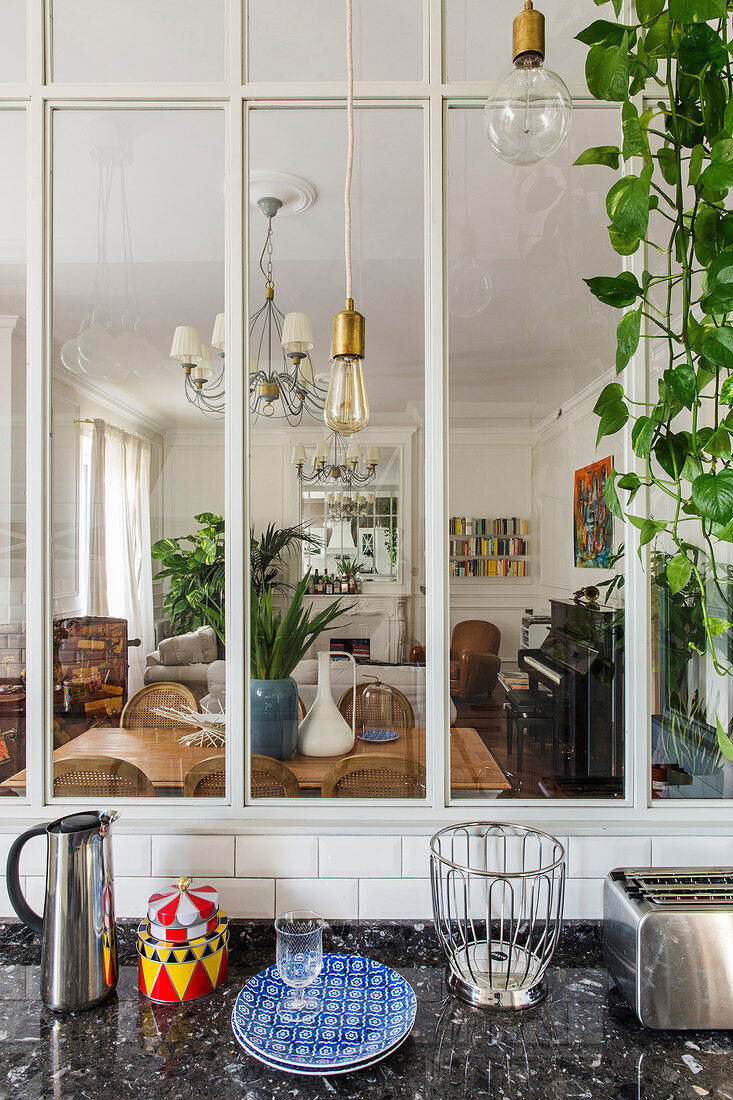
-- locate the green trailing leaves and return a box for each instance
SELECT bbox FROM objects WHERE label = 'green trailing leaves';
[576,20,634,46]
[666,554,692,594]
[574,145,621,169]
[585,271,641,307]
[669,0,726,22]
[616,307,642,371]
[606,164,653,239]
[692,470,733,524]
[654,432,689,479]
[585,33,630,102]
[702,326,733,369]
[608,225,642,254]
[701,255,733,315]
[604,469,622,517]
[700,139,733,190]
[622,102,649,160]
[632,415,656,458]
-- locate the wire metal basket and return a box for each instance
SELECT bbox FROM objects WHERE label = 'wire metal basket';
[430,823,566,1009]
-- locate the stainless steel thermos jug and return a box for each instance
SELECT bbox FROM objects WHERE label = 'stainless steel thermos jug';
[6,810,119,1012]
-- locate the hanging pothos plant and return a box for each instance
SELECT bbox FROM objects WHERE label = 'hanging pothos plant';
[576,0,733,756]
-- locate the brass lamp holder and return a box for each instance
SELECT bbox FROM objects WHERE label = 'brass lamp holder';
[513,0,545,65]
[332,298,365,359]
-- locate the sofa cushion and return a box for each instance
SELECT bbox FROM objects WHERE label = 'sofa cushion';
[143,663,210,692]
[157,625,217,666]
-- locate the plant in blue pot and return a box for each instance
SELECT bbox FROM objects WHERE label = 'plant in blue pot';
[250,572,352,760]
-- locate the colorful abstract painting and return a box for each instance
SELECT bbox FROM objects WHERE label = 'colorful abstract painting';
[574,456,613,568]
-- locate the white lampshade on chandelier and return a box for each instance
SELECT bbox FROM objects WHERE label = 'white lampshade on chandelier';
[292,432,380,489]
[170,194,327,422]
[326,490,375,521]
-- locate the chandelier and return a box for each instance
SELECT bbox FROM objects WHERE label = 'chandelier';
[291,431,380,489]
[61,144,161,384]
[169,193,326,423]
[327,491,374,522]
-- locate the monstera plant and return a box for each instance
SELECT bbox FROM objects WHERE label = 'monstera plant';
[576,0,733,757]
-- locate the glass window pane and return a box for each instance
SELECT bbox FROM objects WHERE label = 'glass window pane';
[248,106,426,800]
[52,0,226,83]
[247,0,423,82]
[447,106,625,801]
[0,111,26,799]
[445,0,587,85]
[52,109,226,798]
[0,0,26,83]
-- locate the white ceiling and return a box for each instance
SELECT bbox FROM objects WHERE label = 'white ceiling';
[0,1,622,432]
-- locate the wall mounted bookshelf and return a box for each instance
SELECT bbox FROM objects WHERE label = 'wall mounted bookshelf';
[449,517,529,579]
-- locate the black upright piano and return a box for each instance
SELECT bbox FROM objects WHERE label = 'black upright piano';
[519,599,624,781]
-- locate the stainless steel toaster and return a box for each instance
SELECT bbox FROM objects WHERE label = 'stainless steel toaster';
[603,867,733,1030]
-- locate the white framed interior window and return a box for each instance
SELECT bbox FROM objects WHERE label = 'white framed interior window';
[0,0,730,829]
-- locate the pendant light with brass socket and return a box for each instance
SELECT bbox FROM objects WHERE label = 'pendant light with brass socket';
[484,1,572,167]
[324,0,370,436]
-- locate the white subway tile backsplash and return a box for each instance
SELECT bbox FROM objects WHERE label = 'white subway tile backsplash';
[402,837,431,878]
[152,834,234,878]
[22,876,275,920]
[0,877,12,919]
[568,836,650,879]
[209,878,274,919]
[652,835,733,867]
[237,836,318,878]
[276,878,358,920]
[320,836,400,879]
[114,835,152,877]
[563,879,604,920]
[0,831,47,877]
[359,879,433,920]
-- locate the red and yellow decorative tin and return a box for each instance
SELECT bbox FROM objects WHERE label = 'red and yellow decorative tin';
[137,877,228,1003]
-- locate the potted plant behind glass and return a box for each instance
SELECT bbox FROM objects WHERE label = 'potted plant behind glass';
[660,692,725,798]
[250,572,352,760]
[335,555,363,594]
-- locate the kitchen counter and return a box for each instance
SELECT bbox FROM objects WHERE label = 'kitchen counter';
[1,921,732,1100]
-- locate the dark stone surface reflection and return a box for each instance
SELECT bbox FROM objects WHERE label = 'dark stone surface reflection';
[0,921,731,1099]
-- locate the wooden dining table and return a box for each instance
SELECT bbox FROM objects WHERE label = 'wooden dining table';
[1,725,510,797]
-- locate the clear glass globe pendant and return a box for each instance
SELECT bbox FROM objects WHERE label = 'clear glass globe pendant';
[485,1,571,167]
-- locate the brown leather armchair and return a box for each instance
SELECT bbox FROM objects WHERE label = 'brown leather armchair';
[449,620,501,699]
[409,620,502,699]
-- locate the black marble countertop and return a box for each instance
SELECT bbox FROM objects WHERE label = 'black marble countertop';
[1,920,732,1100]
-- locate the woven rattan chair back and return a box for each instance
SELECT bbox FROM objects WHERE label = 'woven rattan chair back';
[250,754,301,798]
[321,754,426,798]
[336,681,414,733]
[53,756,156,797]
[121,683,199,729]
[183,756,226,797]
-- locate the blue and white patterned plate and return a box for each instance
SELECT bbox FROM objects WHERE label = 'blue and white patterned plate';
[231,953,416,1072]
[356,728,399,743]
[232,1025,413,1076]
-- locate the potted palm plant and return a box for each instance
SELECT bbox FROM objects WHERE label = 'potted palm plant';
[659,692,725,799]
[250,573,352,760]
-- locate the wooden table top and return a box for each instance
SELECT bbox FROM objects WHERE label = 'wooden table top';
[1,725,510,795]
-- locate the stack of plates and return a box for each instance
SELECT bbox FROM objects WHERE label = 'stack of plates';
[231,953,416,1075]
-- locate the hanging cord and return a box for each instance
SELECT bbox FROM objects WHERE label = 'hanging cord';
[258,217,275,291]
[344,0,354,302]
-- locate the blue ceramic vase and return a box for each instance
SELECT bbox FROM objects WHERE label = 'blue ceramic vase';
[250,677,299,761]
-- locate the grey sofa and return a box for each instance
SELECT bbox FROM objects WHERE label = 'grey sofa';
[144,625,218,696]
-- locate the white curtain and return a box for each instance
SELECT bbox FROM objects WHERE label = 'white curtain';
[86,418,154,693]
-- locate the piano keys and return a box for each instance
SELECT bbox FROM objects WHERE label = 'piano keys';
[518,599,624,781]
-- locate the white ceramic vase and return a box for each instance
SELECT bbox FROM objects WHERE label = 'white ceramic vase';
[296,651,356,757]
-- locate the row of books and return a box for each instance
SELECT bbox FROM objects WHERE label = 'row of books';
[450,559,528,578]
[449,537,527,557]
[449,516,528,536]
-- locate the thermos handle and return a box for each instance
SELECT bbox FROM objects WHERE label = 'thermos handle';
[6,822,48,935]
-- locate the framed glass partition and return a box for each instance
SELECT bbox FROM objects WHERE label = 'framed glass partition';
[49,107,226,799]
[446,104,626,802]
[0,110,27,797]
[247,105,426,801]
